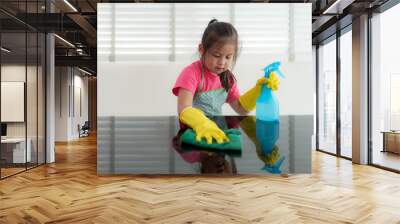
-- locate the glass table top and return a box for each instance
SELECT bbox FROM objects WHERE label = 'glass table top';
[97,115,313,175]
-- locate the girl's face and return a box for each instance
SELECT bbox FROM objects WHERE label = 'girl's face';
[200,43,235,75]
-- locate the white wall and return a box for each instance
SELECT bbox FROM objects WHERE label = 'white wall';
[55,67,89,141]
[1,66,26,133]
[98,59,313,117]
[1,65,38,137]
[98,3,312,118]
[55,67,69,141]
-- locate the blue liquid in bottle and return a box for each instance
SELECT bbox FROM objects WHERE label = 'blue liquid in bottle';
[256,85,279,122]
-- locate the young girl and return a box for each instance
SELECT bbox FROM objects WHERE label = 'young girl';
[172,19,273,145]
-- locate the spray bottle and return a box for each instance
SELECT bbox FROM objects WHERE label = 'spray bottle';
[256,119,284,174]
[256,61,284,122]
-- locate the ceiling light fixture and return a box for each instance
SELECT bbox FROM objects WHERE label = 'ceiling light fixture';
[78,67,93,76]
[323,0,342,14]
[322,0,355,15]
[54,34,75,48]
[76,48,85,55]
[63,0,78,12]
[1,47,11,53]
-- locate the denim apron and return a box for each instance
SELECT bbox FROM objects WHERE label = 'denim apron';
[192,65,228,129]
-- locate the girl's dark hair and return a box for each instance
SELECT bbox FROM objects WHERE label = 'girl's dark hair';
[201,19,239,92]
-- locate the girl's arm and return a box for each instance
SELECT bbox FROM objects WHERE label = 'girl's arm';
[178,88,229,144]
[177,88,194,114]
[229,100,249,115]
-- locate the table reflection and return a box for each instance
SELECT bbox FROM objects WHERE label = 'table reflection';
[97,115,312,175]
[172,116,285,174]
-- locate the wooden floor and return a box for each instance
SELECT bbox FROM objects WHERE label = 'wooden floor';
[1,135,400,224]
[373,151,400,171]
[1,167,26,178]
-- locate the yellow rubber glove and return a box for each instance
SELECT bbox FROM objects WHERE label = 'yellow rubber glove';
[239,116,258,143]
[257,146,280,166]
[238,72,280,112]
[266,72,280,91]
[179,107,229,144]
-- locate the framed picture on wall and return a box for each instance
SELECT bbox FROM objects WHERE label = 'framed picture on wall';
[1,81,25,122]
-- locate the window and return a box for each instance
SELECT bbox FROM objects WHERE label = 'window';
[340,29,352,158]
[371,2,400,171]
[0,1,46,179]
[390,74,400,130]
[318,38,337,154]
[97,3,311,63]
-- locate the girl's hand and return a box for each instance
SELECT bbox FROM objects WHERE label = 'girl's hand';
[238,73,280,112]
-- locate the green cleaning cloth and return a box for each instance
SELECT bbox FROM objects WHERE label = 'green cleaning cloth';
[180,128,242,151]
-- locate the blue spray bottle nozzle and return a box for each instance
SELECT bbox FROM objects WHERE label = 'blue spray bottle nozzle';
[262,61,285,79]
[256,61,284,122]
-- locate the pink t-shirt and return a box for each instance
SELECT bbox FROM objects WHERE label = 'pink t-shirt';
[172,60,240,103]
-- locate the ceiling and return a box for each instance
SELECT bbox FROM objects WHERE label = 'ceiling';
[0,0,394,75]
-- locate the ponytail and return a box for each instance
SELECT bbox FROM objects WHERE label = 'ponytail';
[219,70,236,93]
[208,18,218,26]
